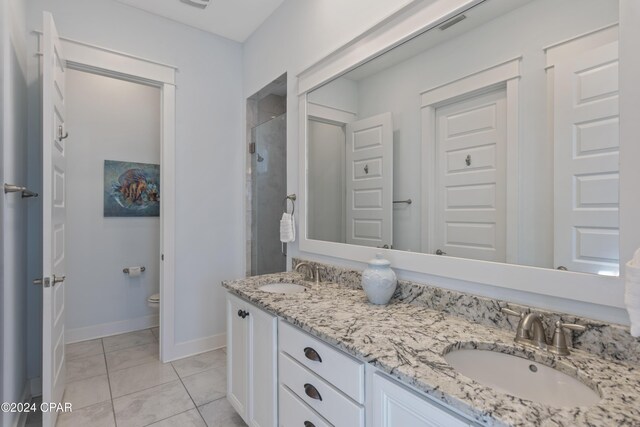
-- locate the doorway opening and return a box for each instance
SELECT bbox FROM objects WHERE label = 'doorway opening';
[246,74,287,276]
[64,68,162,345]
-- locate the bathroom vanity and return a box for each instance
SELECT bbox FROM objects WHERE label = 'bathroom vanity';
[223,264,640,427]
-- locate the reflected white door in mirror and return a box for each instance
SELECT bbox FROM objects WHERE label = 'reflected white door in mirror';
[298,0,640,312]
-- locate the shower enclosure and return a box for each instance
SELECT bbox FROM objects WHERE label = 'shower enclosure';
[247,74,287,276]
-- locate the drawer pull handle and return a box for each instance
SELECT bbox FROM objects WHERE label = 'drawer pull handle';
[304,383,322,401]
[304,422,316,427]
[304,347,322,363]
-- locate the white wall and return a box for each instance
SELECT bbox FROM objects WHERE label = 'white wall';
[1,0,29,422]
[354,0,618,261]
[26,0,244,379]
[244,0,629,323]
[65,69,161,342]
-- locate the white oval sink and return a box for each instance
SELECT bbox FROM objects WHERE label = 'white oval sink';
[258,283,307,294]
[444,349,600,407]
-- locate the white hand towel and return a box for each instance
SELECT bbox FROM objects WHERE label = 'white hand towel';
[280,212,295,243]
[625,248,640,337]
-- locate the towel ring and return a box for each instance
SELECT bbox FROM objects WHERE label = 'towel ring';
[284,194,296,215]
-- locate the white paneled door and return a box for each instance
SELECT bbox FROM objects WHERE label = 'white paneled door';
[345,113,393,248]
[42,12,67,427]
[434,88,507,262]
[554,42,619,275]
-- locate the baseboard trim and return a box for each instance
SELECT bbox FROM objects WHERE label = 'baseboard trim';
[66,314,159,343]
[165,332,226,362]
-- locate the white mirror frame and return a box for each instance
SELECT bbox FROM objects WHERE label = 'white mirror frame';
[297,0,640,309]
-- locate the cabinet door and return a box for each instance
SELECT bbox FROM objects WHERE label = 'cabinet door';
[227,294,249,421]
[371,372,469,427]
[248,304,278,427]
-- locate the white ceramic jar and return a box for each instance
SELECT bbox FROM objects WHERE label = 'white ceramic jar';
[362,254,397,305]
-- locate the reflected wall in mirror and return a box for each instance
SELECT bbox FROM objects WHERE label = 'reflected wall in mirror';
[306,0,620,276]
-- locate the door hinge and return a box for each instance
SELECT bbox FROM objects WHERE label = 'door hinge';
[161,254,164,261]
[249,142,256,154]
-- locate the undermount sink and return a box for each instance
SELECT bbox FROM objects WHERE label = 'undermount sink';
[444,349,601,407]
[258,283,307,294]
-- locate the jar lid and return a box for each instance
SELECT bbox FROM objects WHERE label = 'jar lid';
[368,253,391,267]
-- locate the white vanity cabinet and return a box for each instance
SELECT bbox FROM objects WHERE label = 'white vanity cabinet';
[226,293,277,427]
[367,368,472,427]
[226,296,474,427]
[278,320,366,427]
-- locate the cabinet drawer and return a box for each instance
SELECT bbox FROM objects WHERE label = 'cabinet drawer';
[279,353,364,427]
[279,385,332,427]
[279,321,364,403]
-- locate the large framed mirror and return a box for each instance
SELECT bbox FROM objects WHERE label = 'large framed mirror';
[298,0,640,309]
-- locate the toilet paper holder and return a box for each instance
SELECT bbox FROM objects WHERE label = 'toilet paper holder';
[123,266,146,274]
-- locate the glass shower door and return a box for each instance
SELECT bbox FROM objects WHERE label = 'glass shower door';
[252,113,287,275]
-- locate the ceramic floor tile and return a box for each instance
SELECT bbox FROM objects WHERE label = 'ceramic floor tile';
[56,400,115,427]
[151,327,160,340]
[62,375,111,410]
[147,409,206,427]
[103,329,155,353]
[105,342,159,372]
[66,339,104,361]
[109,360,178,398]
[197,398,246,427]
[112,380,194,427]
[182,366,226,406]
[171,349,225,378]
[67,353,107,383]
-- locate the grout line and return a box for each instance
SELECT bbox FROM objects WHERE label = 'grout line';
[140,408,198,427]
[102,339,119,427]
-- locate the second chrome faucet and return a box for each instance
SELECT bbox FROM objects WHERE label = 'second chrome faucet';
[294,262,322,285]
[502,307,586,356]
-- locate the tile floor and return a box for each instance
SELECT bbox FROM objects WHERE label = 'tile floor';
[28,328,246,427]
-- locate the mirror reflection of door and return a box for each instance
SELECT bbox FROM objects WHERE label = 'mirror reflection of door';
[434,88,507,262]
[346,113,393,248]
[553,42,620,275]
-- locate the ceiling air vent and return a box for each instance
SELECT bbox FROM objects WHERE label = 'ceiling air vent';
[180,0,210,9]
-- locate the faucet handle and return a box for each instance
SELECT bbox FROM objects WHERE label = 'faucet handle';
[557,321,586,332]
[549,321,586,356]
[501,307,523,318]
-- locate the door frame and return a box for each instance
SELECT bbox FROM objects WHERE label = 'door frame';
[420,57,520,262]
[37,34,177,361]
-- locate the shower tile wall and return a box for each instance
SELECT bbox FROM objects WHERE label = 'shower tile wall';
[246,82,287,277]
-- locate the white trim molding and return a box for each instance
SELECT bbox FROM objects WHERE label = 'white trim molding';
[38,33,178,362]
[297,0,635,312]
[66,315,159,344]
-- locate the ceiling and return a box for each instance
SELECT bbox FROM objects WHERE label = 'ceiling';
[113,0,285,42]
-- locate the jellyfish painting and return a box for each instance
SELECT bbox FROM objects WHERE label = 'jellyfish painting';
[104,160,160,217]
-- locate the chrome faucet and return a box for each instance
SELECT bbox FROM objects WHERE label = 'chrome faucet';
[294,262,315,282]
[501,306,586,355]
[294,262,323,285]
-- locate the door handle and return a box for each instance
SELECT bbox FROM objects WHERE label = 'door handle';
[435,249,446,255]
[52,275,66,286]
[33,277,50,287]
[57,125,69,142]
[304,422,316,427]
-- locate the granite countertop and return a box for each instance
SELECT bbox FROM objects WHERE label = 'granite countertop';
[222,272,640,427]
